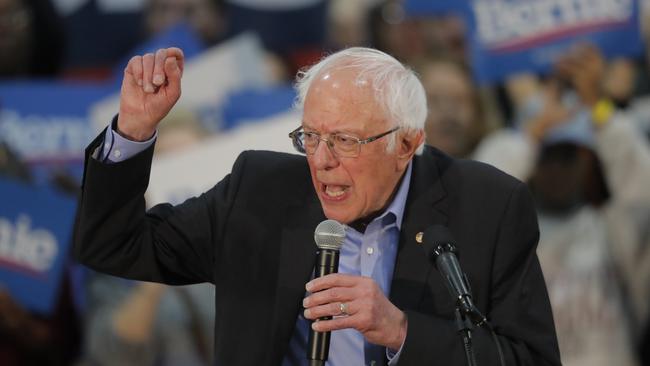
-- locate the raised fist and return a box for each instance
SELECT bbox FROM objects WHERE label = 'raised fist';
[117,47,185,141]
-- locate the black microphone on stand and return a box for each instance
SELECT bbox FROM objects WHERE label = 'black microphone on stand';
[307,219,345,366]
[423,225,486,325]
[422,225,505,366]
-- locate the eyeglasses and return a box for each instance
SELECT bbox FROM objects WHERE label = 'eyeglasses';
[288,125,400,158]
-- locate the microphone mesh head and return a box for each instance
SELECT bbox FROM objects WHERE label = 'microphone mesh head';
[314,219,345,251]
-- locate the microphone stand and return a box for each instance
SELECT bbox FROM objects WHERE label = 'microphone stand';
[425,229,507,366]
[454,301,485,366]
[454,297,505,366]
[455,308,477,366]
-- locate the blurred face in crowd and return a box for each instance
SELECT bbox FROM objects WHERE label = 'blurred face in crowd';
[416,15,467,63]
[145,0,224,44]
[422,60,482,158]
[302,67,420,224]
[0,0,33,76]
[530,143,608,214]
[327,0,368,49]
[370,2,424,65]
[602,58,635,108]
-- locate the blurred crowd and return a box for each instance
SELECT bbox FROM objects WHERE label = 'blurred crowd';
[2,0,650,365]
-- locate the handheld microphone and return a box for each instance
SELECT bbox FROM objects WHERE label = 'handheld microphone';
[307,219,345,366]
[423,225,486,325]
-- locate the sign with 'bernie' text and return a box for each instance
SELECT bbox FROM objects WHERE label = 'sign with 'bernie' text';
[466,0,644,84]
[0,179,76,314]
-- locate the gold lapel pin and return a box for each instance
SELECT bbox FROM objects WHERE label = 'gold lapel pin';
[415,231,423,244]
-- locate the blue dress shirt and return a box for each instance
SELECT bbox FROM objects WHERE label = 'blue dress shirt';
[282,163,412,366]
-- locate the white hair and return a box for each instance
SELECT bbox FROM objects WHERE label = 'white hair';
[294,47,427,154]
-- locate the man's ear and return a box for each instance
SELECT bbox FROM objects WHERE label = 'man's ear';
[400,130,424,157]
[397,130,424,168]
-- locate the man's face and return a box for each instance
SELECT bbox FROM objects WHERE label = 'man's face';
[302,68,414,224]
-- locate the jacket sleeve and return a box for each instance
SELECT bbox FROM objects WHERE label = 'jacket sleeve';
[73,130,246,285]
[398,182,561,366]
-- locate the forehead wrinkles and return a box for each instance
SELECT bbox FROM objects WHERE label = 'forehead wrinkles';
[308,67,389,128]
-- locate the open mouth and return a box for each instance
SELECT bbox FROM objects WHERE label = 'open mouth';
[321,183,350,200]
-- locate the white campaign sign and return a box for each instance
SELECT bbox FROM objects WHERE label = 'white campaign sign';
[147,110,301,207]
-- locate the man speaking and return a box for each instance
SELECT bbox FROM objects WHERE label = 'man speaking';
[74,47,560,365]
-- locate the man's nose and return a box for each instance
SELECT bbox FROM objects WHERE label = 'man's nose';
[311,139,339,170]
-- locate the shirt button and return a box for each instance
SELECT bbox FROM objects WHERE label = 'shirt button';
[113,149,122,158]
[366,247,374,255]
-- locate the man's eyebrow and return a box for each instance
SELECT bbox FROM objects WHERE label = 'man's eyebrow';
[301,122,316,131]
[301,121,364,136]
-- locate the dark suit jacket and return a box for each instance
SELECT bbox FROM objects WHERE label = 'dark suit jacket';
[74,132,561,366]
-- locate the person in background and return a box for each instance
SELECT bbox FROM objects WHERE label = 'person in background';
[474,44,650,366]
[144,0,227,47]
[417,56,490,158]
[224,0,327,77]
[63,0,226,80]
[0,0,65,78]
[81,276,215,366]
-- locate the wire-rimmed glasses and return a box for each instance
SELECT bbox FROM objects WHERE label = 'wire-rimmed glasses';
[288,125,400,158]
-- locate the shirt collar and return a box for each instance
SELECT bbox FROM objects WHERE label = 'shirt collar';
[374,160,412,231]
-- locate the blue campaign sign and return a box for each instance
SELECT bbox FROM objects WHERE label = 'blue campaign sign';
[0,81,114,165]
[404,0,467,16]
[466,0,644,84]
[0,179,77,314]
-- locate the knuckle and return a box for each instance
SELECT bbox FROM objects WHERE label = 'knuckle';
[306,307,318,319]
[312,293,324,306]
[310,292,321,304]
[360,278,373,290]
[329,288,340,300]
[330,302,340,314]
[313,306,323,318]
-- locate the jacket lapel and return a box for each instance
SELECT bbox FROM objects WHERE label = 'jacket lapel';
[390,148,450,312]
[269,192,325,363]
